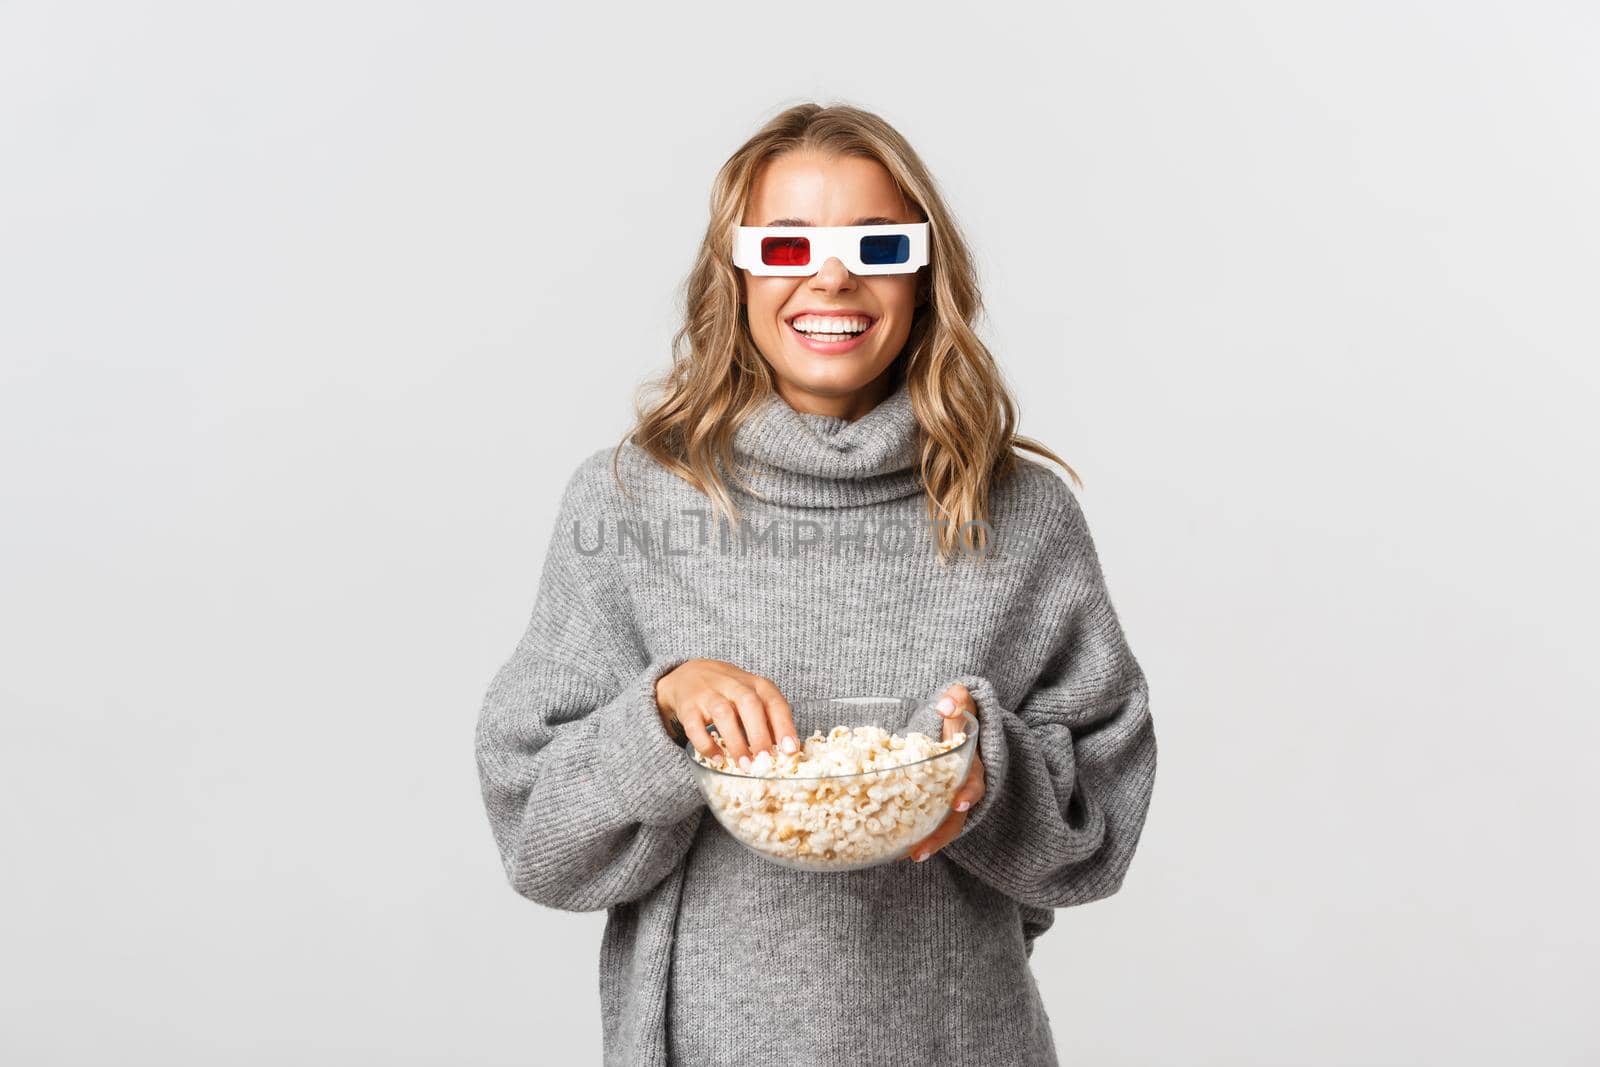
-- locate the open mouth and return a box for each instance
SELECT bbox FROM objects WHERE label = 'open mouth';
[785,313,879,349]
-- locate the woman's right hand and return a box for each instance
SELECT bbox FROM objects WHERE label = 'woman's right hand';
[654,659,800,769]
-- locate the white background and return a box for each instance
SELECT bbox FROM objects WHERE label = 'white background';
[3,2,1597,1064]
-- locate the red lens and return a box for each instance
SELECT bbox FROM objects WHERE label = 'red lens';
[761,236,810,267]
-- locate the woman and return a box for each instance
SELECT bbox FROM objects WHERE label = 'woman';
[475,102,1157,1066]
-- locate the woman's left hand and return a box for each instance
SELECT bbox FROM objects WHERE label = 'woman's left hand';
[905,682,986,864]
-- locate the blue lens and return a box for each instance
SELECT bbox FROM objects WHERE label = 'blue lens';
[858,234,910,265]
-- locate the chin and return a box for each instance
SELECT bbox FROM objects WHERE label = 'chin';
[786,361,881,393]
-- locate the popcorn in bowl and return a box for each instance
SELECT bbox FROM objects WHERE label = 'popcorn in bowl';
[682,696,979,872]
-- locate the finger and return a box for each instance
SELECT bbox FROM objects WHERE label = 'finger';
[939,684,974,741]
[907,808,967,862]
[726,686,774,758]
[749,676,799,753]
[704,698,751,766]
[906,802,963,859]
[936,683,972,722]
[944,683,974,716]
[906,753,982,859]
[903,824,933,860]
[680,712,721,761]
[953,757,985,812]
[936,687,957,741]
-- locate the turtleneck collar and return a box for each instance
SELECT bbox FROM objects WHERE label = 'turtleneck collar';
[728,375,925,509]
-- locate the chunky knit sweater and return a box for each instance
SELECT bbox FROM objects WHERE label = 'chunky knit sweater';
[475,375,1157,1066]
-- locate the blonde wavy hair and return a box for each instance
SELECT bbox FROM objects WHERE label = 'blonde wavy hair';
[611,101,1079,562]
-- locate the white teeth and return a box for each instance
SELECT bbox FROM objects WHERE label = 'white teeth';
[791,314,871,335]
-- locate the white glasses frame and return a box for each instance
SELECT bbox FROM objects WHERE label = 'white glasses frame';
[732,222,931,277]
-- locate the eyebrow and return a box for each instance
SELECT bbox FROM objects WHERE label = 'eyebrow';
[762,216,901,227]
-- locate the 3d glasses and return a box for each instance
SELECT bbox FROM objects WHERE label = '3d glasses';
[732,222,930,276]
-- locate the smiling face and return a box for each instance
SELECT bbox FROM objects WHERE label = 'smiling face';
[738,151,925,419]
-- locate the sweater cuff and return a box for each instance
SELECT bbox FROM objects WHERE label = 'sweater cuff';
[596,658,705,827]
[925,673,1010,842]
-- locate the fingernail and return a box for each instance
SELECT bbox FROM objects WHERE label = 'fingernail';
[913,850,930,862]
[936,697,954,714]
[955,800,971,812]
[780,736,797,754]
[739,755,751,770]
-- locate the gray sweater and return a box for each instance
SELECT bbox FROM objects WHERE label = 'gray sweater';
[475,376,1157,1066]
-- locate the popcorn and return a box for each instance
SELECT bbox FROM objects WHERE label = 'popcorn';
[690,724,969,869]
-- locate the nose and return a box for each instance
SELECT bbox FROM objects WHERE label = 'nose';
[810,256,855,291]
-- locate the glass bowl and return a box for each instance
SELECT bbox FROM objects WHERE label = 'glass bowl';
[682,695,980,872]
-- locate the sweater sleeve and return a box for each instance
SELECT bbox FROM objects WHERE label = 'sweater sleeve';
[474,462,706,912]
[933,491,1157,909]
